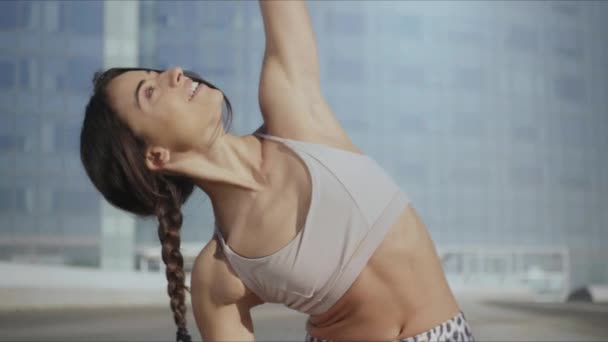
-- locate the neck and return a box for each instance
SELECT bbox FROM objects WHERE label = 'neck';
[161,132,268,209]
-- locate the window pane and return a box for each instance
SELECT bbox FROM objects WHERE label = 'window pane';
[325,10,365,35]
[328,57,365,83]
[59,1,103,35]
[398,115,427,134]
[389,65,426,86]
[506,26,538,52]
[15,187,31,213]
[18,58,31,89]
[155,0,180,28]
[551,28,583,60]
[0,60,15,89]
[551,2,580,17]
[380,13,422,39]
[510,124,539,143]
[17,1,38,30]
[554,75,586,104]
[54,123,79,153]
[0,135,25,152]
[0,1,18,30]
[509,165,543,187]
[52,190,100,213]
[203,2,236,29]
[452,67,485,92]
[15,116,38,152]
[0,187,12,212]
[60,56,102,92]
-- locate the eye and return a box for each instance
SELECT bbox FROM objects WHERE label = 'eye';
[145,86,154,99]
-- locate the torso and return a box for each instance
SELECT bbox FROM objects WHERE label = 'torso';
[213,133,461,341]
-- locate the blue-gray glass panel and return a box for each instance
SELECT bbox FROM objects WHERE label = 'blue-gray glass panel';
[325,10,365,35]
[41,33,69,54]
[389,65,426,86]
[0,89,16,113]
[511,124,539,143]
[16,0,34,29]
[0,215,13,234]
[155,0,179,28]
[49,58,66,91]
[554,75,586,104]
[0,1,18,30]
[0,156,13,179]
[18,57,31,90]
[505,26,538,52]
[15,187,27,213]
[551,2,580,17]
[0,116,11,134]
[451,67,484,92]
[509,165,543,187]
[60,56,102,92]
[59,1,103,35]
[327,57,365,83]
[61,216,92,236]
[42,90,66,115]
[380,14,422,39]
[16,90,41,116]
[154,26,198,45]
[52,190,100,213]
[0,135,24,151]
[67,35,103,58]
[200,2,236,29]
[65,92,88,117]
[15,115,38,152]
[551,28,584,60]
[0,60,15,89]
[397,115,428,134]
[0,32,19,49]
[19,32,42,52]
[155,44,197,71]
[0,187,13,212]
[54,123,79,154]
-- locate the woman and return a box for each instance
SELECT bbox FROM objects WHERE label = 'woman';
[80,1,474,342]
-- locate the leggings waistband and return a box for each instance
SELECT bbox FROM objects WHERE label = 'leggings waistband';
[305,310,475,342]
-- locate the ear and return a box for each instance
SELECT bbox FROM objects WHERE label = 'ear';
[145,146,171,172]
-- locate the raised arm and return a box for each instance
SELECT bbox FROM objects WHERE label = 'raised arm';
[258,0,343,141]
[259,0,320,90]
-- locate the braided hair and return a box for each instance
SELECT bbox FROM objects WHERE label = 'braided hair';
[80,67,233,341]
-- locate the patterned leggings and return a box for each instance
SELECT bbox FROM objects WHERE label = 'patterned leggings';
[305,310,475,342]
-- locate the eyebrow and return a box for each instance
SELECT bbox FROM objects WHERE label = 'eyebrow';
[135,70,152,111]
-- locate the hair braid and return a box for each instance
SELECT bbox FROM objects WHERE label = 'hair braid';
[81,67,234,342]
[156,178,192,342]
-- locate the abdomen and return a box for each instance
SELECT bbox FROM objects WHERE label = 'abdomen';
[307,205,461,341]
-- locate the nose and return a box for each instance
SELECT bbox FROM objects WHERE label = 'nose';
[167,66,184,87]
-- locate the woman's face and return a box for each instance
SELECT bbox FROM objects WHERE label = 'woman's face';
[106,67,224,153]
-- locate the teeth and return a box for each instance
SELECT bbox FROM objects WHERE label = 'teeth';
[189,82,199,99]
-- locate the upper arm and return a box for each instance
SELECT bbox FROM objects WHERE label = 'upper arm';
[190,238,260,342]
[258,0,319,88]
[257,1,350,144]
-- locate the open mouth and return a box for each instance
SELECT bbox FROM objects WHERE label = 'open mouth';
[188,81,207,101]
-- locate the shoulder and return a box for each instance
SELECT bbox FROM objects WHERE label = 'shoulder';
[261,94,365,155]
[258,58,363,155]
[191,236,263,306]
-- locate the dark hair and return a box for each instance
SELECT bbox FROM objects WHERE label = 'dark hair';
[80,67,233,342]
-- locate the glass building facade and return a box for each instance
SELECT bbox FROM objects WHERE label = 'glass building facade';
[0,1,606,291]
[0,1,105,267]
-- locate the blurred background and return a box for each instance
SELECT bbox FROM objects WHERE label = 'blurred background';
[0,0,607,341]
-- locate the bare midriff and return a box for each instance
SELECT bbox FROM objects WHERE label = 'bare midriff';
[306,204,461,342]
